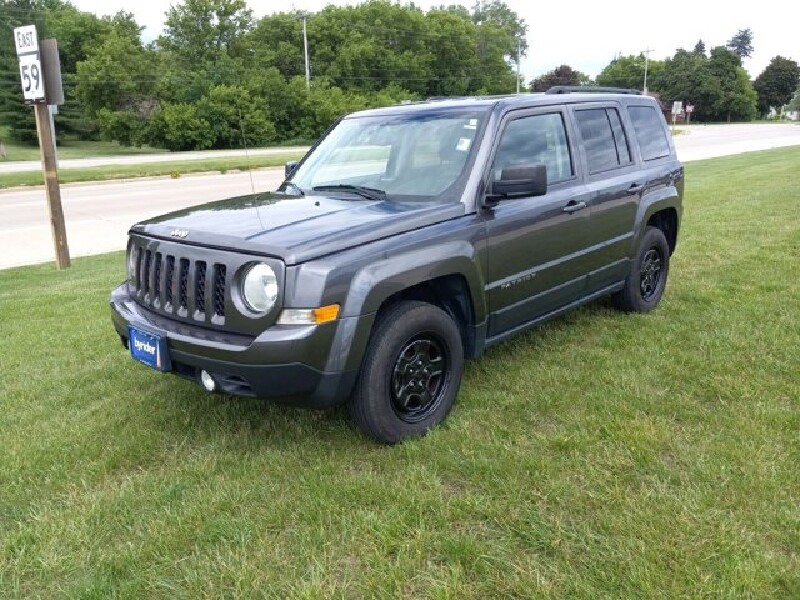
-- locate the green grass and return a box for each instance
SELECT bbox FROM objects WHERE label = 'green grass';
[0,154,305,189]
[0,128,166,162]
[1,148,799,598]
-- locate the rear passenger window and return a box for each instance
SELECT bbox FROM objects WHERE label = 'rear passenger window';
[628,105,671,161]
[574,108,632,174]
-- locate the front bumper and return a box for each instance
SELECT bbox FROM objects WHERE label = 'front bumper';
[110,284,359,408]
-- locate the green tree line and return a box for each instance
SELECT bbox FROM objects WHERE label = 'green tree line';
[2,3,797,151]
[0,0,527,150]
[595,30,798,122]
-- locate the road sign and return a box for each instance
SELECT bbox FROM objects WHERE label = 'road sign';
[14,25,38,55]
[18,53,45,103]
[13,25,46,104]
[672,100,683,115]
[686,104,694,113]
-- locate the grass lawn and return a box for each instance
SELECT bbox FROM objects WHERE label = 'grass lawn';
[0,127,166,162]
[1,148,799,598]
[0,154,305,189]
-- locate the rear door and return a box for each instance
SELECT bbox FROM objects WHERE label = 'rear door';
[569,103,642,292]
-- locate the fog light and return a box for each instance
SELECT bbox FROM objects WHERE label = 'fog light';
[199,370,216,392]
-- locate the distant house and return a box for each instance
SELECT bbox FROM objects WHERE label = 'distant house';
[768,106,799,121]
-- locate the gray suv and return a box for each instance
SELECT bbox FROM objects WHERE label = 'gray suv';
[110,87,683,443]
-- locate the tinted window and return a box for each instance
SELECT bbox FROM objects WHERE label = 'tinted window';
[492,113,573,184]
[607,108,632,165]
[575,108,628,174]
[628,105,671,161]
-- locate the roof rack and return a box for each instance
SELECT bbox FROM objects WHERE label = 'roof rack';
[545,86,641,95]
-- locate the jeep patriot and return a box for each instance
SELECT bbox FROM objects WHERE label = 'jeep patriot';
[110,87,684,443]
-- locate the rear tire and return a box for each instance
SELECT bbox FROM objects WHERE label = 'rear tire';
[612,226,671,313]
[348,300,465,444]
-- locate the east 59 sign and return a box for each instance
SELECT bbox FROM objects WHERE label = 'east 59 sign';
[14,25,46,104]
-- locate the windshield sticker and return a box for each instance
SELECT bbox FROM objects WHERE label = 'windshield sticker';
[456,138,472,152]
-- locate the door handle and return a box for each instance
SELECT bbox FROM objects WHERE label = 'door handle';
[628,183,644,194]
[562,200,587,214]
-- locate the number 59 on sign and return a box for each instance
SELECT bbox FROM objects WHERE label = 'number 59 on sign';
[19,53,45,103]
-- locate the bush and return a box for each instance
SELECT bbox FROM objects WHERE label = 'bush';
[148,103,214,152]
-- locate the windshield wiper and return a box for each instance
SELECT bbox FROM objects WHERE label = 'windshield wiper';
[312,184,387,202]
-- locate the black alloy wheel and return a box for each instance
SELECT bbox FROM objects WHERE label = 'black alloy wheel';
[390,334,450,423]
[640,247,663,301]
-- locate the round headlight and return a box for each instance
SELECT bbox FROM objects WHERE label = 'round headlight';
[241,263,278,313]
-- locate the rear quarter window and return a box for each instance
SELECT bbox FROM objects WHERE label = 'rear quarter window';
[628,105,671,161]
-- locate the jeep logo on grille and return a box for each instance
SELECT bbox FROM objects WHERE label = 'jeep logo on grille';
[170,229,189,238]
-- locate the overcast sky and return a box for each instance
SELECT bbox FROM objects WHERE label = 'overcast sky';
[71,0,797,81]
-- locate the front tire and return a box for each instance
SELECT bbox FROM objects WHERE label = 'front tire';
[348,301,465,444]
[612,226,671,313]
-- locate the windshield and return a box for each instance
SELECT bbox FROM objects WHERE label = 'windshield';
[288,111,486,202]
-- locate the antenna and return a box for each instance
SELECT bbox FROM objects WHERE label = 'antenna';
[237,100,256,196]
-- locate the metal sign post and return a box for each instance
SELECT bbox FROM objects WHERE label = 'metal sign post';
[13,25,70,269]
[671,100,683,129]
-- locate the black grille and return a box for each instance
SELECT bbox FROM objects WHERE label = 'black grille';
[164,256,175,305]
[153,252,162,301]
[143,250,152,295]
[131,242,230,326]
[213,265,226,316]
[178,258,189,310]
[195,262,207,314]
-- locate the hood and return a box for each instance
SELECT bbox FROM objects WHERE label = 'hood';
[132,192,466,265]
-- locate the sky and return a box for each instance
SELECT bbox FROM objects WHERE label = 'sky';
[71,0,798,81]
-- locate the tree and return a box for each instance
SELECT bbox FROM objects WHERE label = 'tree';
[530,65,590,92]
[753,56,800,114]
[471,0,528,93]
[693,39,706,56]
[659,49,719,121]
[596,54,664,91]
[160,0,253,67]
[727,28,754,61]
[75,30,156,118]
[708,46,757,121]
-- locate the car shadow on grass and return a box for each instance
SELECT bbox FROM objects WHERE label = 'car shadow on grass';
[143,298,621,450]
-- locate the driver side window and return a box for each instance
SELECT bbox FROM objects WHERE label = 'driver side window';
[492,113,573,184]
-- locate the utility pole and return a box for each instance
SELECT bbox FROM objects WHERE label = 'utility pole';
[302,15,310,90]
[642,46,653,94]
[516,37,521,94]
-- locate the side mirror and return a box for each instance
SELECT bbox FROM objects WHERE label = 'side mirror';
[285,160,299,179]
[490,164,547,200]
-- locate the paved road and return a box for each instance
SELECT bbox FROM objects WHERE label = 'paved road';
[675,123,800,161]
[0,146,309,174]
[0,170,284,270]
[2,124,799,270]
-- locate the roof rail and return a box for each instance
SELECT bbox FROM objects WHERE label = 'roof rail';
[545,86,641,95]
[424,94,518,102]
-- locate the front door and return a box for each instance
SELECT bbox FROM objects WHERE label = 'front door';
[483,108,593,337]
